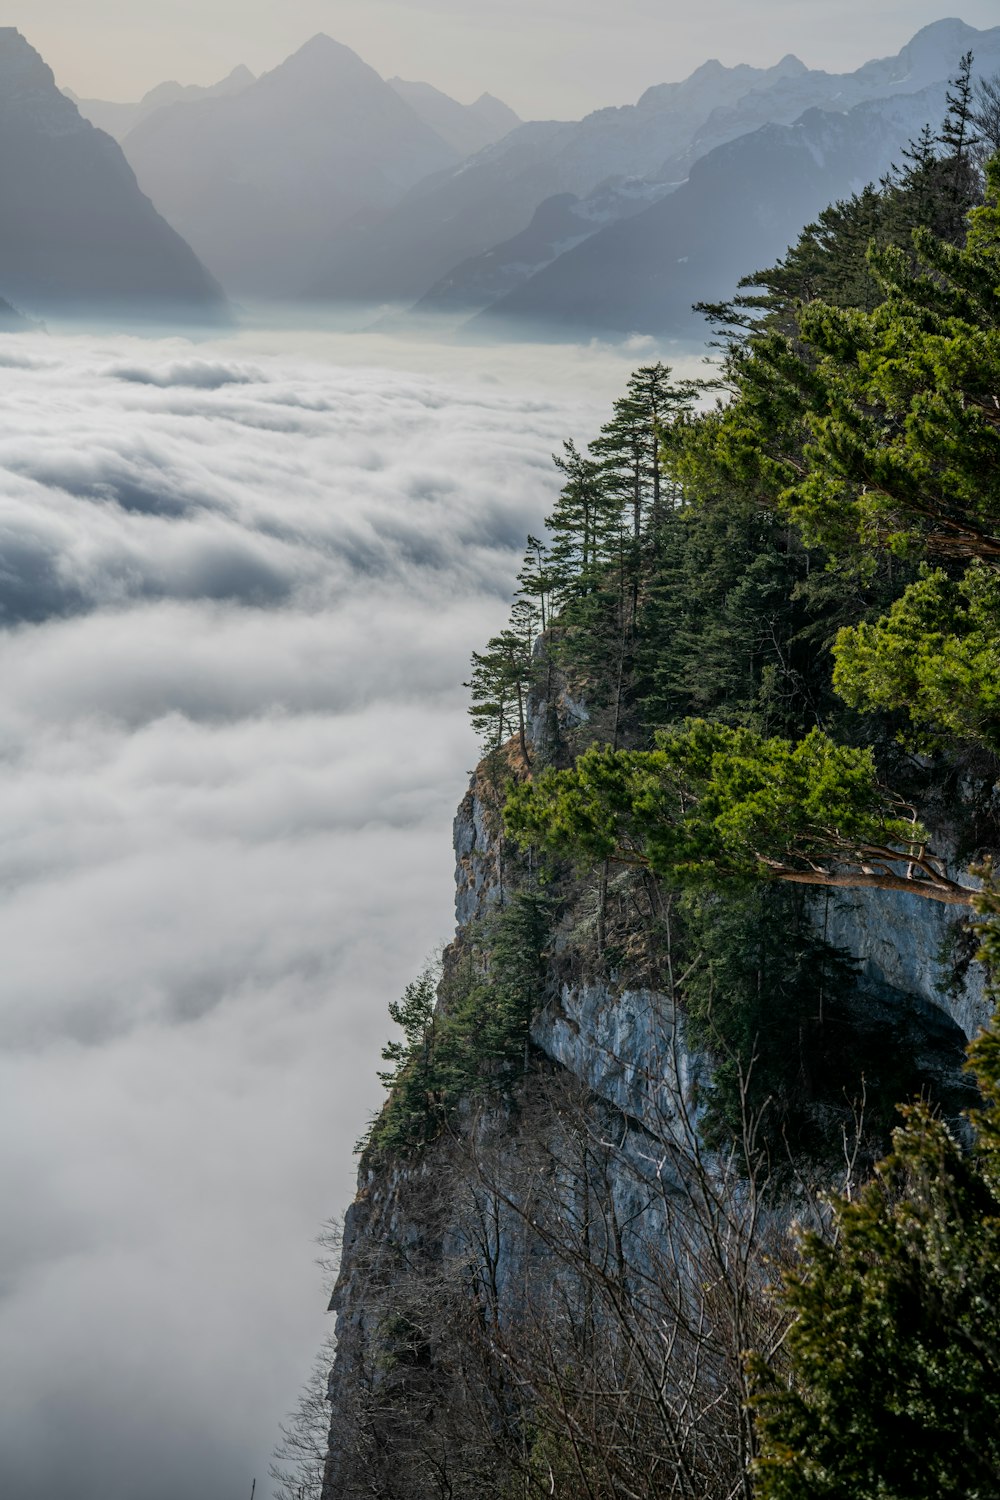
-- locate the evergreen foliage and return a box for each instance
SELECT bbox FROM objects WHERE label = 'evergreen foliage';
[702,156,1000,568]
[750,888,1000,1498]
[506,722,970,905]
[833,561,1000,751]
[466,597,539,765]
[680,886,906,1154]
[462,142,1000,1171]
[363,887,554,1158]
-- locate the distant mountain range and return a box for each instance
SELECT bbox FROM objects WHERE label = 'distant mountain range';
[372,17,1000,337]
[386,79,520,158]
[65,65,256,141]
[0,27,226,323]
[307,52,813,310]
[120,36,520,297]
[4,18,999,338]
[469,83,973,339]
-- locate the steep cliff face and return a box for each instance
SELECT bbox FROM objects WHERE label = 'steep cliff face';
[324,747,714,1498]
[322,688,988,1499]
[452,762,507,929]
[821,884,987,1040]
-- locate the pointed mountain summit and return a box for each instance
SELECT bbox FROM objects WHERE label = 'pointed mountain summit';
[123,34,460,296]
[258,32,372,88]
[0,29,226,322]
[470,93,521,132]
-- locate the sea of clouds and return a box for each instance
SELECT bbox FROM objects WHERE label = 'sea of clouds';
[0,324,703,1499]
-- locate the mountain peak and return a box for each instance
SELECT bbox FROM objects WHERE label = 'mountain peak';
[774,53,808,76]
[0,31,225,319]
[855,16,997,92]
[289,33,364,65]
[0,27,57,89]
[901,15,981,57]
[0,28,87,132]
[469,91,521,129]
[690,58,726,78]
[909,15,976,39]
[263,32,381,90]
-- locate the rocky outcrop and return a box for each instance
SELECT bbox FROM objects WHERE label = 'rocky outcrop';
[323,696,992,1498]
[452,765,507,929]
[822,884,988,1040]
[534,980,704,1139]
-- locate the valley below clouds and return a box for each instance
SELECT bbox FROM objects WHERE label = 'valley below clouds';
[0,325,679,1498]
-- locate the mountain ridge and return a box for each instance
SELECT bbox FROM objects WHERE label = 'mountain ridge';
[308,19,1000,317]
[121,33,463,296]
[469,79,990,338]
[0,28,227,322]
[66,64,255,141]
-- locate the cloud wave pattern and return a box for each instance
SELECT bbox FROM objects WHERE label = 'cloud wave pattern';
[0,327,668,1500]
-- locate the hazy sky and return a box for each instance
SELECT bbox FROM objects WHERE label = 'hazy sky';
[7,0,1000,117]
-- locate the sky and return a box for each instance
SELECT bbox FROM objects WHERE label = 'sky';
[0,324,702,1500]
[6,0,1000,117]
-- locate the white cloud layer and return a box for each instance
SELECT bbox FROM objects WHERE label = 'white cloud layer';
[0,325,687,1498]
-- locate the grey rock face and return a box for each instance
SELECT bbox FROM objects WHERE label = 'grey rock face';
[452,766,507,929]
[534,981,704,1140]
[821,885,988,1042]
[324,709,989,1497]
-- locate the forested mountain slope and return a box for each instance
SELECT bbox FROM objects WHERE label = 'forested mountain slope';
[288,88,1000,1500]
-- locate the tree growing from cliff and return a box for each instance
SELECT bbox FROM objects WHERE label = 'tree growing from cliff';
[506,721,973,906]
[270,1221,342,1500]
[544,440,619,604]
[591,361,692,538]
[466,598,539,766]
